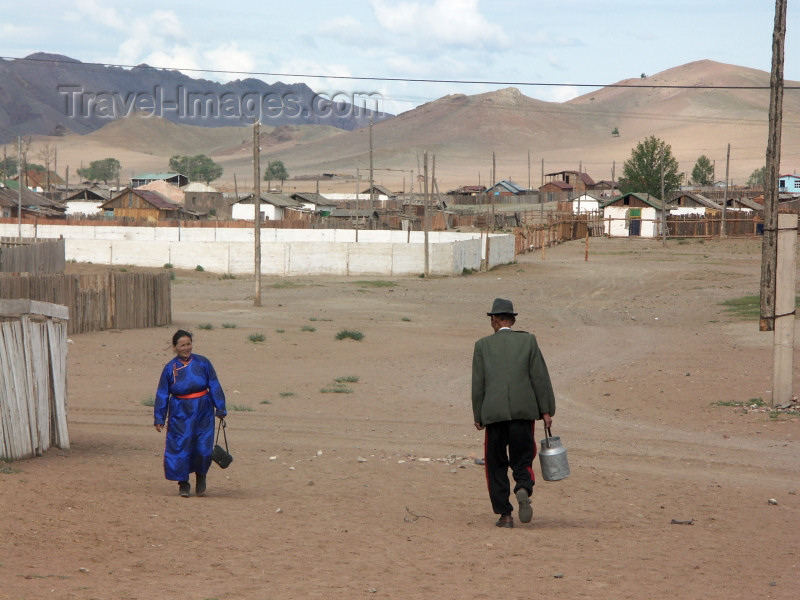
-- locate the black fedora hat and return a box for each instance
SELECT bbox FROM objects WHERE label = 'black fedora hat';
[486,298,517,316]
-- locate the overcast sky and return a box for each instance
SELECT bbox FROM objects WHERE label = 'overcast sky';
[3,0,798,115]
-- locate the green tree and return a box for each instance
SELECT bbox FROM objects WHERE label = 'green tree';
[618,136,683,199]
[77,158,121,183]
[0,156,17,177]
[263,160,289,188]
[747,166,766,188]
[168,154,223,184]
[691,155,714,186]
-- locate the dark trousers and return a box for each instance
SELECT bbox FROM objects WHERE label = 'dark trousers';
[484,419,537,515]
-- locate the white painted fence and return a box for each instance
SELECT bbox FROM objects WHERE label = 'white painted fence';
[0,224,515,276]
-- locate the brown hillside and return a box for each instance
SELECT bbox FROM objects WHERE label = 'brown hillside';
[14,60,800,193]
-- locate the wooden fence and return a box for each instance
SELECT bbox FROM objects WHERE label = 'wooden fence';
[0,237,65,273]
[0,300,69,460]
[0,271,171,335]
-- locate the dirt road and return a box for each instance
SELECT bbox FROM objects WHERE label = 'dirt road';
[2,237,798,600]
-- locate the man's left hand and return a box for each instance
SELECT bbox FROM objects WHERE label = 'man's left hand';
[474,422,484,430]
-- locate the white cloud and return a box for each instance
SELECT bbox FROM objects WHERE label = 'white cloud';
[369,0,510,51]
[204,43,257,80]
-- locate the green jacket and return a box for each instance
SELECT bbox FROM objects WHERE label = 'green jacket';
[472,329,556,426]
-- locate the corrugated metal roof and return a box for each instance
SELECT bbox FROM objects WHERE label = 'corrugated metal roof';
[601,193,666,210]
[235,193,304,208]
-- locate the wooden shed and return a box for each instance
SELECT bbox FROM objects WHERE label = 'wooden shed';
[100,188,187,221]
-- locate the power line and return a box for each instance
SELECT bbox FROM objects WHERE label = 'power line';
[3,54,800,91]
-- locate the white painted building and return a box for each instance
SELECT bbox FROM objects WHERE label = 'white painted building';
[601,193,671,238]
[571,193,602,214]
[231,193,305,221]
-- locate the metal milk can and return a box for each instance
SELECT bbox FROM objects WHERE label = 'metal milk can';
[539,427,570,481]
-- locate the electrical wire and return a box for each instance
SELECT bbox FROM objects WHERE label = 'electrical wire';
[3,54,799,91]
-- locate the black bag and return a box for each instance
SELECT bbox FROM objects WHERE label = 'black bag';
[211,419,233,469]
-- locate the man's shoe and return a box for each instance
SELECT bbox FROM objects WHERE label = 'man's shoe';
[516,488,533,523]
[178,481,190,497]
[195,474,206,497]
[516,488,532,523]
[495,514,514,528]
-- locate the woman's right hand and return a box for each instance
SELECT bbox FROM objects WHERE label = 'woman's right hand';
[154,424,163,432]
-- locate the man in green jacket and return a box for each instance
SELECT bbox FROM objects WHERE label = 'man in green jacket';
[472,298,556,528]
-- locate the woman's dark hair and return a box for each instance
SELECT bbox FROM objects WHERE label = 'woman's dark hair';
[172,329,193,346]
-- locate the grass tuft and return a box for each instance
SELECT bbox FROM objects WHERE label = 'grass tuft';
[141,397,155,407]
[229,404,254,412]
[197,323,213,330]
[248,333,266,343]
[222,323,237,329]
[335,375,359,383]
[335,329,364,341]
[301,325,316,332]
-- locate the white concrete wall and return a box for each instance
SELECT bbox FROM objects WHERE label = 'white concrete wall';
[0,223,514,276]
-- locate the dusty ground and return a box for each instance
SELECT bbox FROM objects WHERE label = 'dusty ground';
[2,237,799,600]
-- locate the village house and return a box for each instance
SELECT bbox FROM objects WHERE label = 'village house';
[778,174,800,194]
[290,192,336,215]
[0,185,66,219]
[62,186,113,216]
[183,182,229,219]
[667,192,721,216]
[601,192,671,238]
[485,180,526,200]
[231,193,305,221]
[569,193,603,214]
[539,170,597,203]
[130,173,189,188]
[100,188,190,221]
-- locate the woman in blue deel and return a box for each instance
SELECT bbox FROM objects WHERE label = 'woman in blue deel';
[154,329,227,497]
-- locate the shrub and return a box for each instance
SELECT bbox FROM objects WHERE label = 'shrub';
[164,263,173,269]
[301,325,316,332]
[222,323,237,329]
[335,375,359,383]
[335,329,363,341]
[248,333,266,343]
[195,265,204,272]
[197,323,213,330]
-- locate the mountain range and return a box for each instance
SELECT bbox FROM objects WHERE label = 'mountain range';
[2,55,798,190]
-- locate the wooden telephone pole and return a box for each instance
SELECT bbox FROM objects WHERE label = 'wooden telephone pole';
[253,122,262,307]
[760,0,787,333]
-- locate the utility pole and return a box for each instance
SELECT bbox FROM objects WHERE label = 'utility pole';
[355,168,360,242]
[760,0,787,333]
[660,146,666,247]
[540,158,544,220]
[527,150,531,191]
[253,121,262,307]
[17,137,22,239]
[369,116,374,211]
[491,152,496,228]
[722,143,730,237]
[612,161,616,196]
[423,151,429,277]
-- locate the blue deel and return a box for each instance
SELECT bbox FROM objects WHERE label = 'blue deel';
[154,354,227,481]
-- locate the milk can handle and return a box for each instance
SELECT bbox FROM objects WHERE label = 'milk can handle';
[544,425,553,448]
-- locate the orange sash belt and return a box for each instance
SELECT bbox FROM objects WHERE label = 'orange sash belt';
[175,390,208,399]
